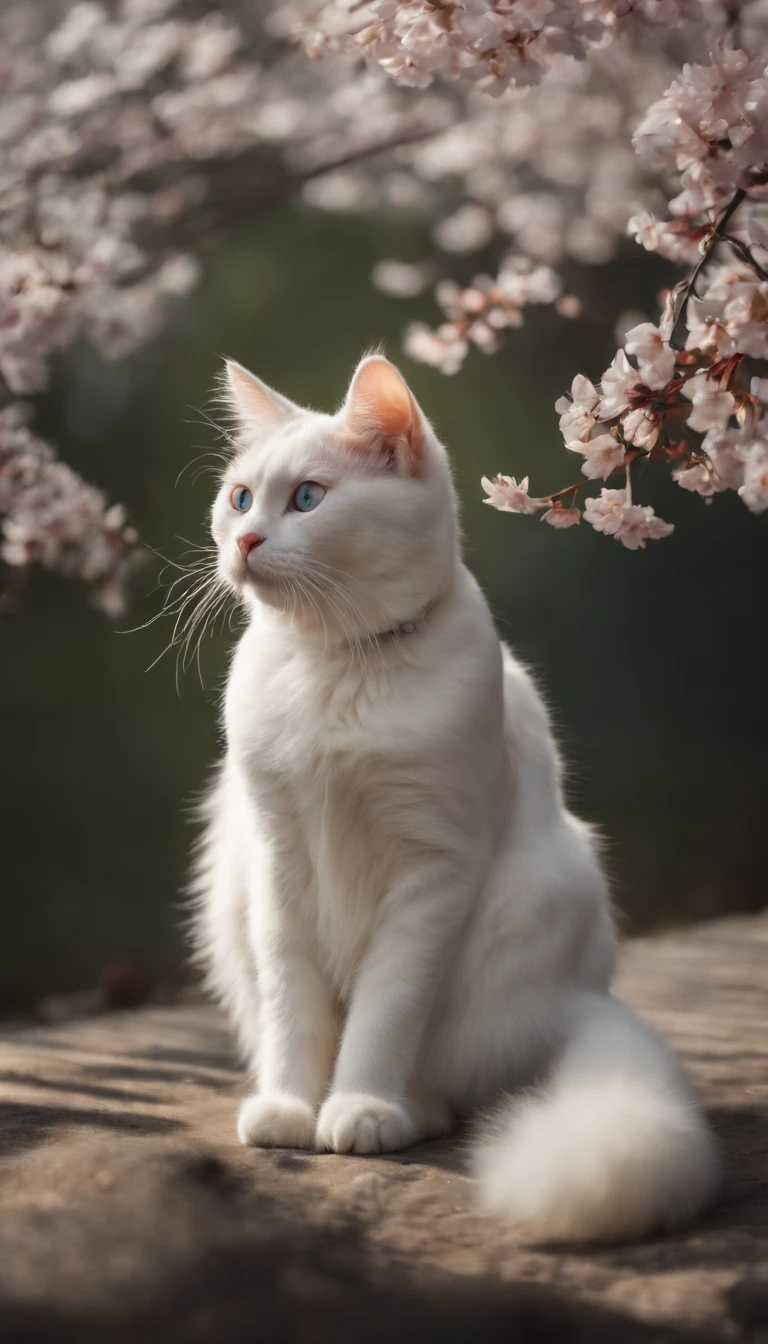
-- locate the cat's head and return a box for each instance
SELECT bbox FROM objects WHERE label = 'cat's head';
[210,354,458,639]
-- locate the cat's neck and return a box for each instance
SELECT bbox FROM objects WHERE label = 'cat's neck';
[246,561,461,658]
[364,595,442,645]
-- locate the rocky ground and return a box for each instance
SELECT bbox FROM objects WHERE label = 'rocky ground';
[0,914,766,1343]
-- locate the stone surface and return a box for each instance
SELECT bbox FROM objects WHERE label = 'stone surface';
[0,915,766,1342]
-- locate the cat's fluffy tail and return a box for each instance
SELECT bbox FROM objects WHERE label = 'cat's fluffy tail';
[471,992,718,1242]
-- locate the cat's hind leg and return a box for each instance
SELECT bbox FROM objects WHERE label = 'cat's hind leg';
[188,766,262,1064]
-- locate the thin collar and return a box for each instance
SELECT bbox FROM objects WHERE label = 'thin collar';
[369,597,438,645]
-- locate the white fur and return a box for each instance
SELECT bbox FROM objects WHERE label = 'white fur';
[190,355,719,1242]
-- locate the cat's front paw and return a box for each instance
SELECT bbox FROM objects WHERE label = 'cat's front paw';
[316,1092,418,1155]
[238,1093,315,1149]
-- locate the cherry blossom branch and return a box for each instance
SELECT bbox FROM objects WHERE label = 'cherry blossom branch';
[5,1,768,602]
[719,234,768,282]
[136,124,443,253]
[401,263,579,374]
[544,448,647,504]
[668,189,746,351]
[406,42,768,547]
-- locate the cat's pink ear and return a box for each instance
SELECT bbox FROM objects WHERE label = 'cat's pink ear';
[224,360,300,432]
[342,356,425,470]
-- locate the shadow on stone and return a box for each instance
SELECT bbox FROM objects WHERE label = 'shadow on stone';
[0,1100,183,1159]
[0,1190,727,1344]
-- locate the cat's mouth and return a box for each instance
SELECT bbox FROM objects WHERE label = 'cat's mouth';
[237,550,281,588]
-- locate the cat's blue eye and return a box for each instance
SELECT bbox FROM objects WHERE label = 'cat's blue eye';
[231,485,252,512]
[293,481,326,513]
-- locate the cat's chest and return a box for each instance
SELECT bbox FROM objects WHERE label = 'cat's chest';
[226,635,397,986]
[225,633,384,786]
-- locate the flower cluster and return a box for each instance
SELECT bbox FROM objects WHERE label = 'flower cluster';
[0,0,438,608]
[0,406,139,614]
[304,36,684,272]
[299,0,700,93]
[4,0,768,603]
[463,40,768,546]
[483,276,768,544]
[480,469,675,549]
[403,257,570,373]
[633,46,768,219]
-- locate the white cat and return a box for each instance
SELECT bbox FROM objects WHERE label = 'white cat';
[191,353,718,1242]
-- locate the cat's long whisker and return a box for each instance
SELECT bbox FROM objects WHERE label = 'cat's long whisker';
[161,564,219,603]
[189,586,230,687]
[175,450,231,489]
[148,544,218,577]
[172,588,224,689]
[191,464,226,486]
[121,561,219,637]
[174,535,218,554]
[167,574,221,633]
[141,584,219,678]
[179,583,221,662]
[178,579,228,674]
[184,407,237,448]
[162,570,221,656]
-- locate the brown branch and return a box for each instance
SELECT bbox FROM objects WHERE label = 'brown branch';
[136,124,442,254]
[720,233,768,281]
[0,369,14,412]
[669,188,746,351]
[544,449,645,504]
[724,2,742,45]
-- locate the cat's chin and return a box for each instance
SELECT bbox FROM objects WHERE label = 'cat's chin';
[241,568,277,588]
[239,571,301,615]
[233,563,281,595]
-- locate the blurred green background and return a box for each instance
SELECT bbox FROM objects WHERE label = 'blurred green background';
[3,203,767,1012]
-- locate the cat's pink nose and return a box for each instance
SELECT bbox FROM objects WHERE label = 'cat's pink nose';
[237,533,264,559]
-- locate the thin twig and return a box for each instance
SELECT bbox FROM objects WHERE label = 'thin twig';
[720,233,768,281]
[544,449,644,504]
[137,124,442,254]
[669,188,746,350]
[0,368,15,412]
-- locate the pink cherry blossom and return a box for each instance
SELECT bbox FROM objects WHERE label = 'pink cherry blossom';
[623,322,676,391]
[541,504,581,528]
[673,462,721,497]
[701,427,748,491]
[598,350,641,420]
[6,0,768,600]
[309,0,701,94]
[738,442,768,513]
[555,375,600,443]
[615,503,675,549]
[572,434,627,480]
[433,204,494,253]
[682,375,737,433]
[481,474,543,516]
[622,407,660,450]
[583,488,632,537]
[627,211,701,265]
[371,260,433,297]
[403,322,469,374]
[685,296,733,358]
[0,405,139,612]
[583,488,674,549]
